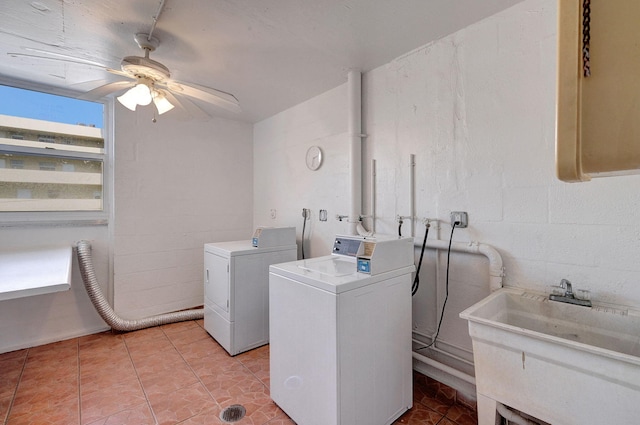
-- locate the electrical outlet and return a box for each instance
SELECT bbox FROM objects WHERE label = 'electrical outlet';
[450,211,468,228]
[270,209,277,219]
[302,208,311,219]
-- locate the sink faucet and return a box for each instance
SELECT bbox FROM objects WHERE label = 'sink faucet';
[559,279,573,297]
[549,279,592,307]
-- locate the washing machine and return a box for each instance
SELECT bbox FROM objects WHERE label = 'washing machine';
[204,227,296,356]
[269,234,415,425]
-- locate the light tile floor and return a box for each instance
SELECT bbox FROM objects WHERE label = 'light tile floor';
[0,320,477,425]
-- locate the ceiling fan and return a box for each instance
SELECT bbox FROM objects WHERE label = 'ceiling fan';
[8,32,241,118]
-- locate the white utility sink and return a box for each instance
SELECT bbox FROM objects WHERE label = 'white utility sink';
[461,287,640,425]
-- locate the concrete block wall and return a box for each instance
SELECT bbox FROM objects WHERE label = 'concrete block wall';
[254,84,354,258]
[254,0,640,363]
[114,106,254,319]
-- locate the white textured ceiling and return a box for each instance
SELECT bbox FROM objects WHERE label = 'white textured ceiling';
[0,0,523,123]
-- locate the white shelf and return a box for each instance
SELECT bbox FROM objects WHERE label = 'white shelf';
[0,245,72,301]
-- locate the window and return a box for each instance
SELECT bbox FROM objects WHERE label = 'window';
[0,84,106,217]
[9,159,24,169]
[39,161,56,171]
[37,135,56,143]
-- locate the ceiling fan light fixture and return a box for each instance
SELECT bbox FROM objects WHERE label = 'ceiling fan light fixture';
[152,91,175,114]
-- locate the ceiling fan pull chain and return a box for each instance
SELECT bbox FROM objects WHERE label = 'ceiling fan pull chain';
[582,0,591,77]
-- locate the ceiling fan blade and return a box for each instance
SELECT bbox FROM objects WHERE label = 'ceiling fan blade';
[165,80,241,113]
[8,49,134,82]
[76,80,136,100]
[163,90,212,120]
[106,68,134,78]
[7,52,109,69]
[22,47,109,66]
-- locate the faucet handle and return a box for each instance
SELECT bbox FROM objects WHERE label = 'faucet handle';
[574,289,591,301]
[550,285,565,296]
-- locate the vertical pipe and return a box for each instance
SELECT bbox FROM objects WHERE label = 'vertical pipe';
[371,159,376,234]
[348,70,362,235]
[409,154,416,237]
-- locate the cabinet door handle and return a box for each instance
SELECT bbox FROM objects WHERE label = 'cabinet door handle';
[206,269,209,282]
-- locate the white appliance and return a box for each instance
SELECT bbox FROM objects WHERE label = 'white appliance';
[204,227,296,356]
[269,234,415,425]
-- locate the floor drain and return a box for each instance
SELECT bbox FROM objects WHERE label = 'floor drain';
[219,404,247,423]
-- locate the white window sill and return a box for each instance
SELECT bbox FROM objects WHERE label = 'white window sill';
[0,245,72,301]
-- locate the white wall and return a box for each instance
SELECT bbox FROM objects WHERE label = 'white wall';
[113,106,254,319]
[254,85,355,257]
[254,0,640,364]
[0,226,110,353]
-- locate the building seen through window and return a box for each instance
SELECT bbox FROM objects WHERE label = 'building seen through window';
[0,85,104,213]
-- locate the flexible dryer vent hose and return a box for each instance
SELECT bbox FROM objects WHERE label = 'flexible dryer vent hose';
[76,240,204,332]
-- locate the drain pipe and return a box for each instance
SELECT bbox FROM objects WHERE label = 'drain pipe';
[411,239,504,408]
[496,402,540,425]
[411,351,476,385]
[411,239,503,345]
[417,240,504,291]
[76,240,203,331]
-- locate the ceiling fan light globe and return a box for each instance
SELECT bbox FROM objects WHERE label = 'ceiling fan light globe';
[117,90,139,111]
[153,94,175,115]
[117,83,152,110]
[132,83,153,106]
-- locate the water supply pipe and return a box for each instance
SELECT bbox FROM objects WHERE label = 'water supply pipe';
[76,240,203,331]
[370,159,376,234]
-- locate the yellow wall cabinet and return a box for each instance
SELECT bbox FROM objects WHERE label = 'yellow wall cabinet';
[556,0,640,182]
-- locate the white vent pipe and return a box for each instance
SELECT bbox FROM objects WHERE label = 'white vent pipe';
[348,69,363,235]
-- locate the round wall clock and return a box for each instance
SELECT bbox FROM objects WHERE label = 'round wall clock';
[305,145,323,171]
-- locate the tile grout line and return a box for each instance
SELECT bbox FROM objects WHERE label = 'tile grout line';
[194,315,272,392]
[76,338,82,425]
[121,333,161,425]
[4,348,29,425]
[192,320,290,424]
[161,323,224,424]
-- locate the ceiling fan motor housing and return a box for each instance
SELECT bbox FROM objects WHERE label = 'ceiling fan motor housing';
[121,56,171,81]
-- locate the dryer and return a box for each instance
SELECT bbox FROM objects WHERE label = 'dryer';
[269,234,415,425]
[204,227,296,356]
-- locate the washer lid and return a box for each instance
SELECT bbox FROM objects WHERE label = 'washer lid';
[269,256,415,294]
[205,240,296,256]
[297,256,356,277]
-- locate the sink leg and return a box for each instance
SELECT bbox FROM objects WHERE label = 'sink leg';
[477,393,499,425]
